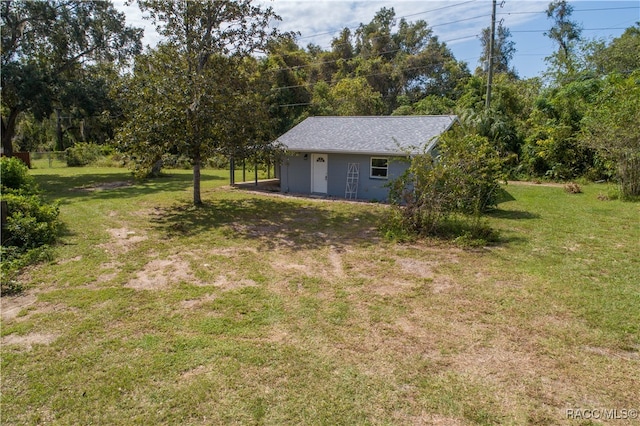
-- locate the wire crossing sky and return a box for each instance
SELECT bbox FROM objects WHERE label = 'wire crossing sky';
[115,0,640,79]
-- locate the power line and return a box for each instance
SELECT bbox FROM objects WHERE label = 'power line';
[398,0,480,20]
[296,0,480,41]
[511,26,630,33]
[268,3,637,77]
[271,17,634,94]
[318,12,489,52]
[268,30,480,78]
[431,13,489,30]
[270,2,638,104]
[271,34,478,91]
[274,50,483,108]
[498,5,639,17]
[267,12,490,76]
[573,6,640,13]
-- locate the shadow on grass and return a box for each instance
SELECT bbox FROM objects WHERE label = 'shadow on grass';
[495,187,516,204]
[34,173,225,205]
[491,187,540,220]
[150,197,382,251]
[487,209,541,220]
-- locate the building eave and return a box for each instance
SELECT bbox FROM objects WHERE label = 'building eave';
[282,148,417,157]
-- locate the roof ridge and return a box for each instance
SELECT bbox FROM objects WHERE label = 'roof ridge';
[278,115,458,155]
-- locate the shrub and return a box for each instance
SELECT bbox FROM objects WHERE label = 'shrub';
[386,130,504,242]
[207,154,230,169]
[0,156,38,194]
[1,163,60,294]
[65,142,103,166]
[2,193,60,249]
[1,245,54,295]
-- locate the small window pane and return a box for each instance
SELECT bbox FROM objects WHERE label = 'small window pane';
[370,157,388,178]
[371,167,387,177]
[371,158,387,168]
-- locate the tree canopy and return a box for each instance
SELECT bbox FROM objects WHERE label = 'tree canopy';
[116,0,280,205]
[2,1,638,200]
[581,72,640,197]
[1,0,142,155]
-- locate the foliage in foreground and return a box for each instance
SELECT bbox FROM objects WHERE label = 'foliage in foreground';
[580,72,640,198]
[1,157,59,295]
[384,130,503,244]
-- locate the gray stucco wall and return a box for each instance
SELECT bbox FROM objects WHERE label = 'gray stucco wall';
[279,153,311,195]
[280,152,410,201]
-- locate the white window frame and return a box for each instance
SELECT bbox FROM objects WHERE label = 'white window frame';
[370,157,388,179]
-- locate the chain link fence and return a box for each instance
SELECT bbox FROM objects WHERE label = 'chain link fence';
[29,152,68,168]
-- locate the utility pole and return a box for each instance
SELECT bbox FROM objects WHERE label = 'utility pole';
[485,0,497,110]
[56,108,63,151]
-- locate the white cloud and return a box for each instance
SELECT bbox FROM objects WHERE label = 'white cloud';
[112,0,161,49]
[113,0,638,78]
[116,0,545,52]
[264,1,548,47]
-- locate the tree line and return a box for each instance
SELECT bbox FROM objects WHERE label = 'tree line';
[2,0,639,202]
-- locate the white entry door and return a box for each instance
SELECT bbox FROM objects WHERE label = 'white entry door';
[311,153,328,194]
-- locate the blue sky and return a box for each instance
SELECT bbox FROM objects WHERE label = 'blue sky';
[115,0,639,79]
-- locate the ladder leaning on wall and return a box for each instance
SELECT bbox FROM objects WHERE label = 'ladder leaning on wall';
[345,163,359,199]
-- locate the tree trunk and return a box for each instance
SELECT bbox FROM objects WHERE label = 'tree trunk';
[149,158,164,177]
[56,109,64,151]
[1,108,19,157]
[193,158,202,206]
[619,152,640,198]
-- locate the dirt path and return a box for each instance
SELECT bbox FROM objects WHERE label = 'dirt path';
[507,180,567,188]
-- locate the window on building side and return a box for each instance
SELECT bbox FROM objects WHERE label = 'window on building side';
[370,157,388,179]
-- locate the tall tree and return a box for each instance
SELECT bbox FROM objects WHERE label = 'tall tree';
[125,0,280,205]
[544,0,582,82]
[522,76,601,179]
[353,9,469,111]
[116,46,272,178]
[478,23,517,77]
[355,7,396,59]
[332,28,355,60]
[1,0,142,155]
[586,23,640,76]
[581,72,640,197]
[310,77,384,116]
[263,34,312,135]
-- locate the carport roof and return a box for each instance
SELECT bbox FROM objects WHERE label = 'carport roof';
[276,115,458,155]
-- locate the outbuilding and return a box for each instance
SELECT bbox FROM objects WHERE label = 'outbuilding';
[277,115,459,201]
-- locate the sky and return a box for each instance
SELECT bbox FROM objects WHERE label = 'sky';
[114,0,640,79]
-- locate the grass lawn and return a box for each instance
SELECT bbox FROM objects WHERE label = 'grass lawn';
[1,167,639,425]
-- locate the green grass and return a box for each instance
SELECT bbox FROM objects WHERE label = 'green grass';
[2,169,639,425]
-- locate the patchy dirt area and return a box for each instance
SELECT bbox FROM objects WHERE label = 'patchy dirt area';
[211,275,257,291]
[507,180,567,188]
[583,345,640,361]
[1,293,37,322]
[76,181,134,191]
[395,257,438,279]
[2,332,59,351]
[180,293,217,310]
[100,227,148,255]
[126,255,197,290]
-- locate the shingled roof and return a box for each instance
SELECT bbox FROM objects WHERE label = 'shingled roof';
[277,115,458,155]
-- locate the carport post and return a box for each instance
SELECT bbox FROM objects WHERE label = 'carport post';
[254,159,258,186]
